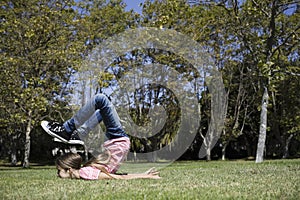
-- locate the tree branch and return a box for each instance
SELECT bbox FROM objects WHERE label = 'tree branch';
[271,25,300,57]
[251,0,270,17]
[272,70,300,77]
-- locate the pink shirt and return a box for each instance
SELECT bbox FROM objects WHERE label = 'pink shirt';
[79,137,130,180]
[79,166,100,180]
[103,137,130,173]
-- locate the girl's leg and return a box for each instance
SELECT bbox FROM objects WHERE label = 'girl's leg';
[74,110,103,136]
[64,94,127,138]
[64,94,104,133]
[94,94,127,139]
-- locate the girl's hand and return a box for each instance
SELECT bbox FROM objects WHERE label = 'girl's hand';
[144,167,161,179]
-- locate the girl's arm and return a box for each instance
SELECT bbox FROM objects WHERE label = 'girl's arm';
[98,173,161,180]
[98,168,161,180]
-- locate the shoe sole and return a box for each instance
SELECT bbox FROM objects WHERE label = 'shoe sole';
[41,121,84,145]
[53,137,84,145]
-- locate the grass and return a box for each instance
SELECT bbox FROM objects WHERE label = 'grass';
[0,159,299,200]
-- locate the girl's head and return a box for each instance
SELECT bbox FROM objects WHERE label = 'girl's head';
[55,153,82,179]
[55,151,111,179]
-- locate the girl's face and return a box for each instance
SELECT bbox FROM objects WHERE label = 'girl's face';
[56,166,71,179]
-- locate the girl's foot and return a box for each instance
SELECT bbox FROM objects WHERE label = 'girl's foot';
[41,121,84,145]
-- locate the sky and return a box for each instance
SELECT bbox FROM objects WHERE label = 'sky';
[123,0,145,13]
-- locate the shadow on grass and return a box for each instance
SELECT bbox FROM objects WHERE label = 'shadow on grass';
[0,161,55,170]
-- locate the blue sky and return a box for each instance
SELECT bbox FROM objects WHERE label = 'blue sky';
[124,0,145,13]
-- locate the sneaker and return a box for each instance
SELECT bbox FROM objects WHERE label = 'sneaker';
[53,131,84,145]
[41,121,84,145]
[69,131,84,145]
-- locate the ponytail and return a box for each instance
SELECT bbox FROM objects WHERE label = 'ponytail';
[84,150,115,179]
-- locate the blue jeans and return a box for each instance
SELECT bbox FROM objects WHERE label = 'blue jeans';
[64,94,128,139]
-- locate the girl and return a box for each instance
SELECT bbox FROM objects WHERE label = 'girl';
[41,94,161,180]
[55,152,160,180]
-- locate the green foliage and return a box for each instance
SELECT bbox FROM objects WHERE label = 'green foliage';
[0,0,85,166]
[77,0,137,48]
[194,0,300,158]
[0,0,136,164]
[0,0,82,124]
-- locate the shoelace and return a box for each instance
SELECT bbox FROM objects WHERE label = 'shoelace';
[49,123,64,132]
[70,132,81,140]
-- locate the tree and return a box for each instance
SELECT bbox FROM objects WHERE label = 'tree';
[187,0,300,160]
[241,0,300,162]
[0,0,84,167]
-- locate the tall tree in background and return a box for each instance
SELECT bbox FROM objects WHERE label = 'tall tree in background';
[70,0,136,159]
[188,0,299,160]
[0,0,138,166]
[0,0,84,167]
[239,0,300,163]
[139,0,205,159]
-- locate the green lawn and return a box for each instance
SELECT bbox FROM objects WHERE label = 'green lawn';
[0,159,299,200]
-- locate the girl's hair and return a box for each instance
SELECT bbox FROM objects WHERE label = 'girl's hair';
[56,150,111,171]
[56,153,82,170]
[83,150,111,167]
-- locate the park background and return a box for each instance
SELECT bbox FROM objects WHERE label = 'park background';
[0,0,299,169]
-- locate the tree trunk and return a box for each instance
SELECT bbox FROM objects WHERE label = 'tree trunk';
[10,133,18,166]
[282,134,293,159]
[23,111,32,168]
[221,140,229,161]
[11,150,17,166]
[206,132,213,161]
[256,87,269,163]
[206,147,211,161]
[198,128,211,160]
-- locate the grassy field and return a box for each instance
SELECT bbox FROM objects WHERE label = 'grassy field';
[0,159,299,200]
